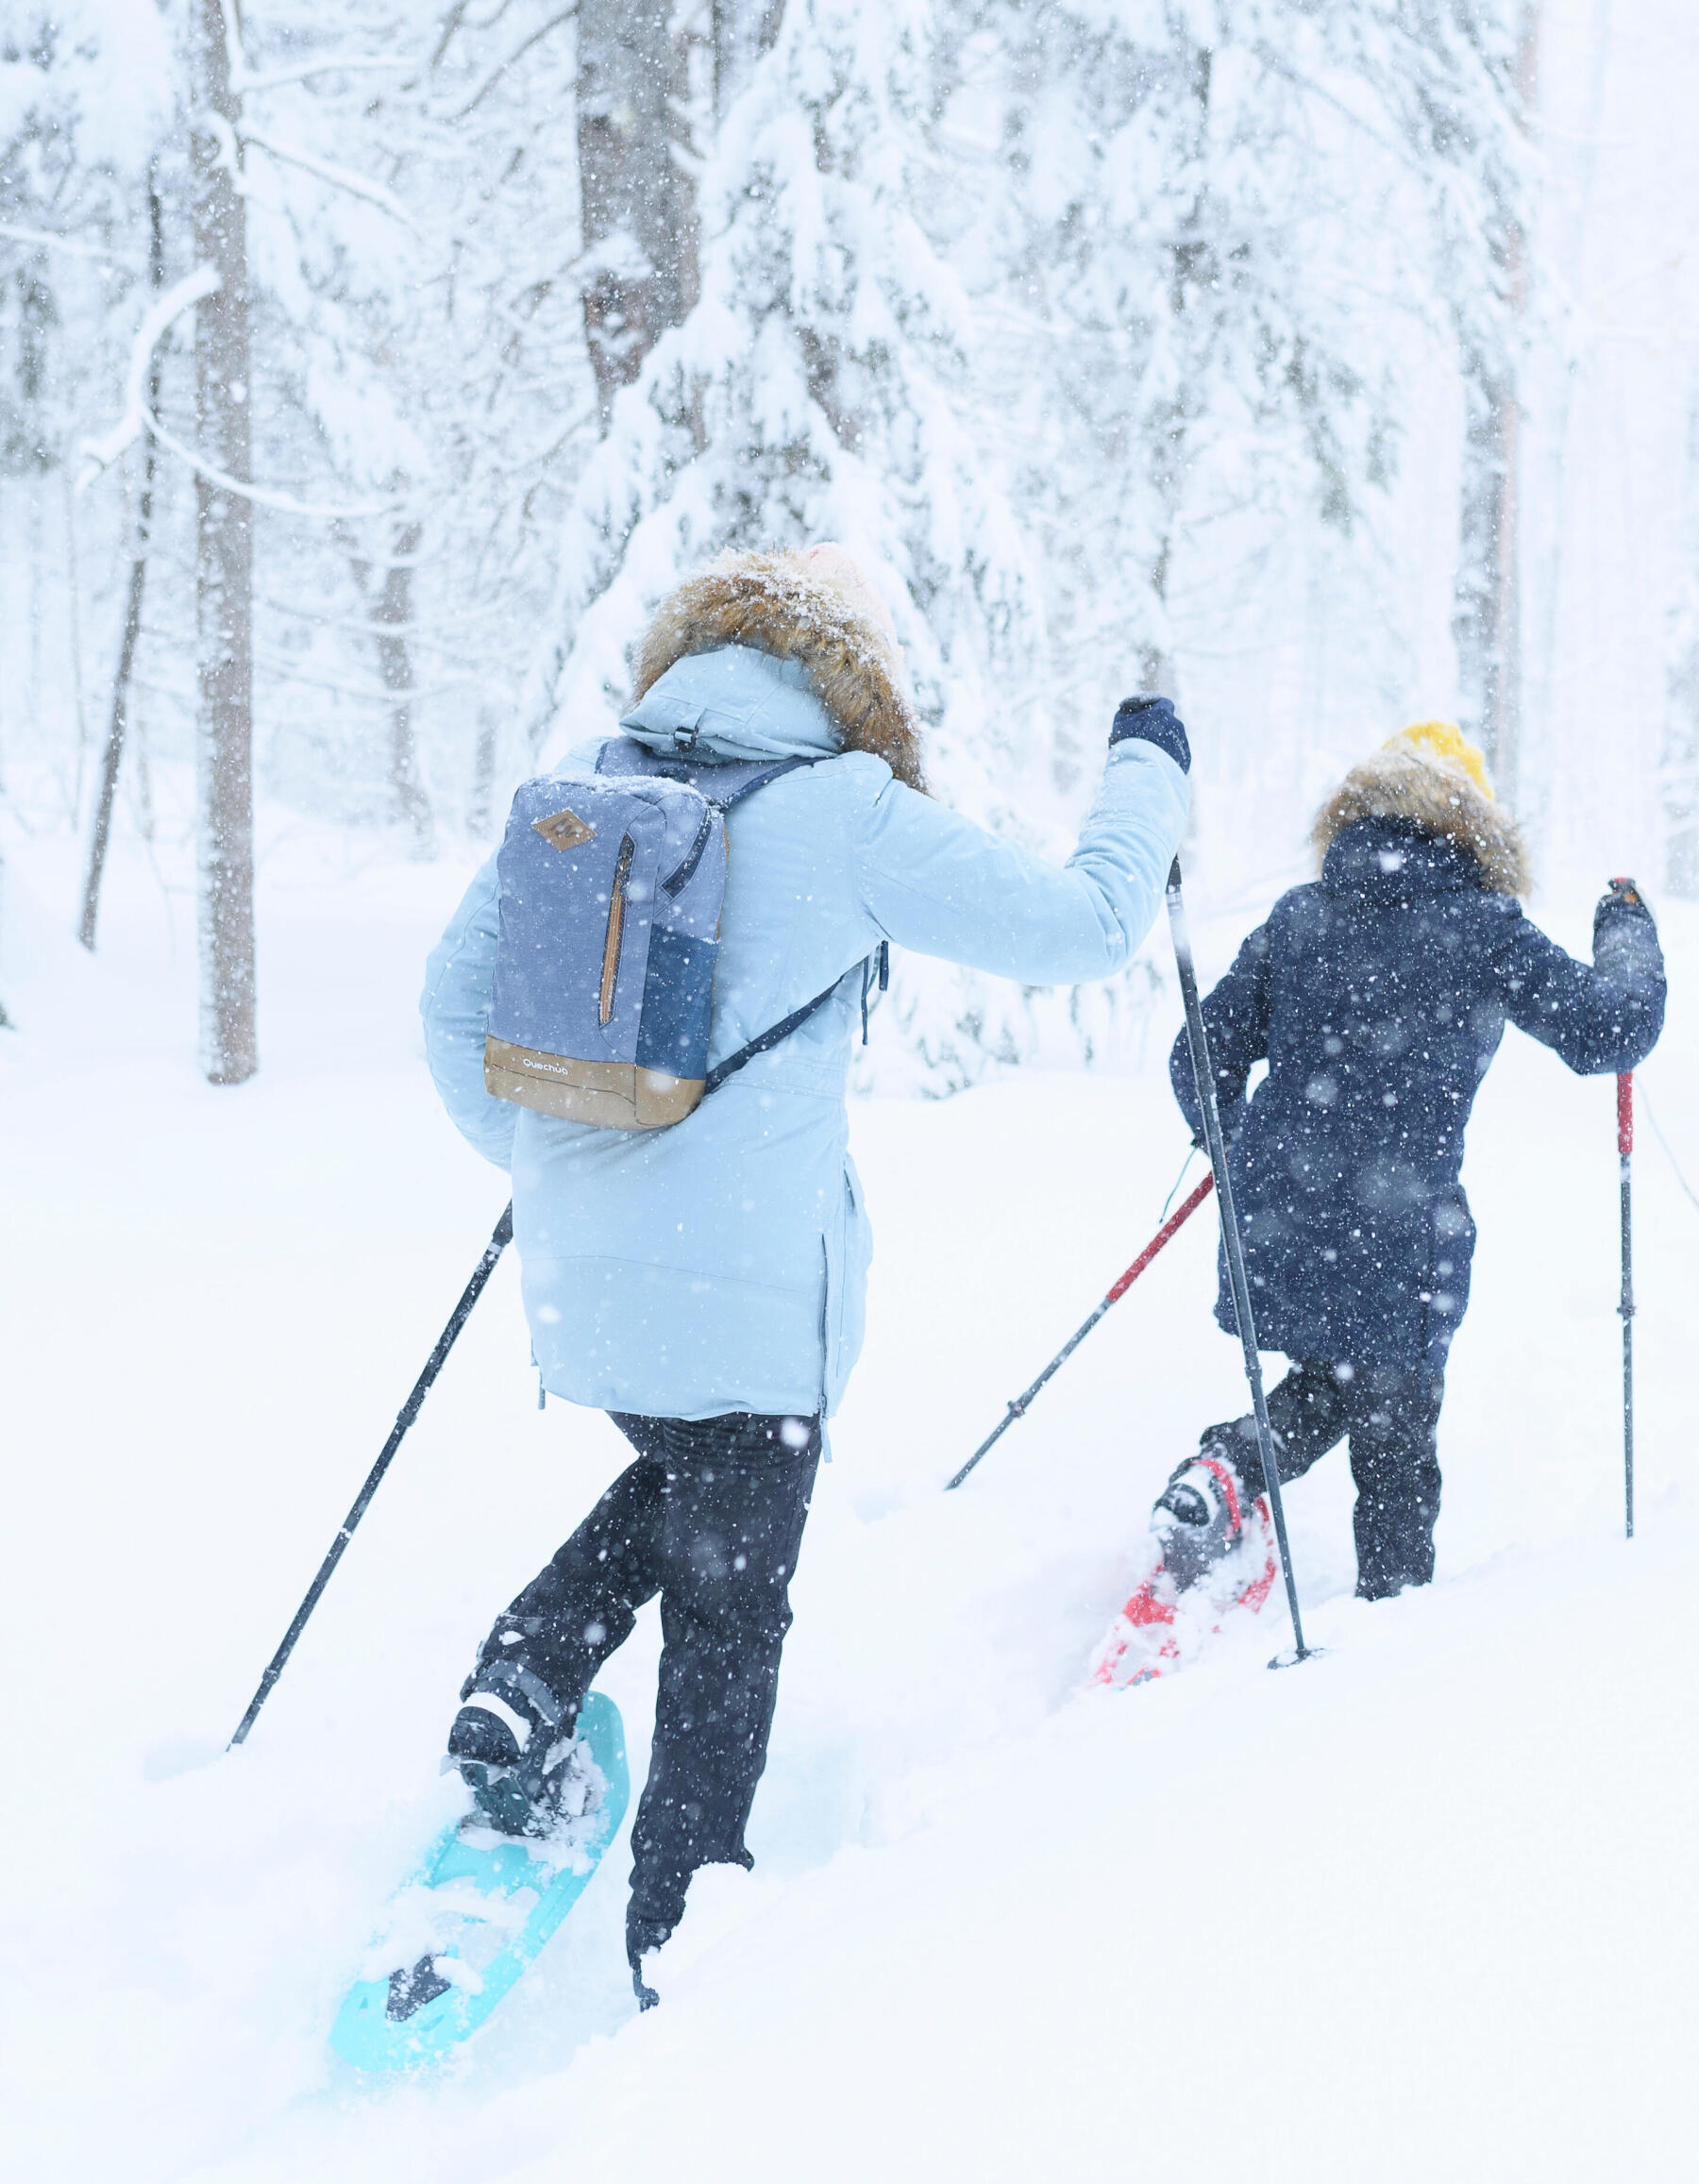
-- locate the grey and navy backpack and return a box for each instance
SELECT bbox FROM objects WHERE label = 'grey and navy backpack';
[484,735,884,1131]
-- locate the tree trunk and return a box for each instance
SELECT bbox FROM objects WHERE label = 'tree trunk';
[1136,42,1212,706]
[79,176,164,953]
[192,0,257,1084]
[1454,5,1538,812]
[713,0,783,121]
[64,469,89,813]
[1666,651,1699,896]
[577,0,698,424]
[1668,377,1699,896]
[1454,365,1521,795]
[375,527,432,853]
[347,520,433,852]
[469,709,498,837]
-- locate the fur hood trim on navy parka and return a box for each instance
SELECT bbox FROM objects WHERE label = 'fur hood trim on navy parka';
[1311,748,1531,898]
[633,551,929,794]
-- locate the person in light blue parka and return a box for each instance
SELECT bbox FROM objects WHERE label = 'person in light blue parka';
[420,546,1190,2000]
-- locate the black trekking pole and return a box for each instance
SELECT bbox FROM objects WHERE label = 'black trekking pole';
[228,1201,515,1749]
[1166,858,1313,1667]
[1617,1071,1634,1540]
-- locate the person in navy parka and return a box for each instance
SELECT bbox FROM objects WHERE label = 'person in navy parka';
[1151,722,1666,1603]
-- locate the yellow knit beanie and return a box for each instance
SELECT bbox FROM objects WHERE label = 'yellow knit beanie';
[1383,720,1493,798]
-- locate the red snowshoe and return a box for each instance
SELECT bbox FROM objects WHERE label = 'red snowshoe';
[1090,1451,1278,1689]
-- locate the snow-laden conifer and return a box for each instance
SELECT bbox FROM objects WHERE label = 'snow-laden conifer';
[527,0,1093,1092]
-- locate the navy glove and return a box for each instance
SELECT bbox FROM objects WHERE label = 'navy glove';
[1110,694,1190,774]
[1596,876,1655,932]
[1593,877,1661,995]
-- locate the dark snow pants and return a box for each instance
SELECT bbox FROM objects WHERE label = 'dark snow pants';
[474,1409,820,1959]
[1205,1359,1444,1600]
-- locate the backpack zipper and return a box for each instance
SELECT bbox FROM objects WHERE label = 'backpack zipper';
[600,833,635,1025]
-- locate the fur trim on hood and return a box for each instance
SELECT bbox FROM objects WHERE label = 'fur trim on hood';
[1312,748,1531,898]
[633,550,928,793]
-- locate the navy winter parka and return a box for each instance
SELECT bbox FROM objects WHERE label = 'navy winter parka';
[1170,759,1666,1375]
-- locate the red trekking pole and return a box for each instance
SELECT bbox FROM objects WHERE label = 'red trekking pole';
[1618,1070,1634,1540]
[946,1173,1216,1490]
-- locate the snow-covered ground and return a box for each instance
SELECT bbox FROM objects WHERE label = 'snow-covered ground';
[3,811,1696,2183]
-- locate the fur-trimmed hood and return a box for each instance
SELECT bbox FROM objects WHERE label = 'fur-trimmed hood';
[632,551,927,793]
[1312,748,1530,898]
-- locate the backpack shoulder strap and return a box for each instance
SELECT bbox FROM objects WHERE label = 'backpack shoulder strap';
[703,939,886,1096]
[704,758,812,812]
[701,978,847,1096]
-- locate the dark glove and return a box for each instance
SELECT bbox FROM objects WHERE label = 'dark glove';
[1596,876,1654,932]
[1110,694,1190,774]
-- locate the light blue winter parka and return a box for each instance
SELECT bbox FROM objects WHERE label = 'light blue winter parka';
[422,643,1188,1423]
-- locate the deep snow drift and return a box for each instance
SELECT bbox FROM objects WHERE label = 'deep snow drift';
[2,812,1695,2184]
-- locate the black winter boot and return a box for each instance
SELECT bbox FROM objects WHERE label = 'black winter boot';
[1151,1440,1257,1593]
[445,1659,578,1838]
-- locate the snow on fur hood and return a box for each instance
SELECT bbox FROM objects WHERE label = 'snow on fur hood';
[1311,748,1531,899]
[628,551,928,793]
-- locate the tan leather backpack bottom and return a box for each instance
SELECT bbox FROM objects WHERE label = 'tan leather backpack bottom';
[484,1036,703,1131]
